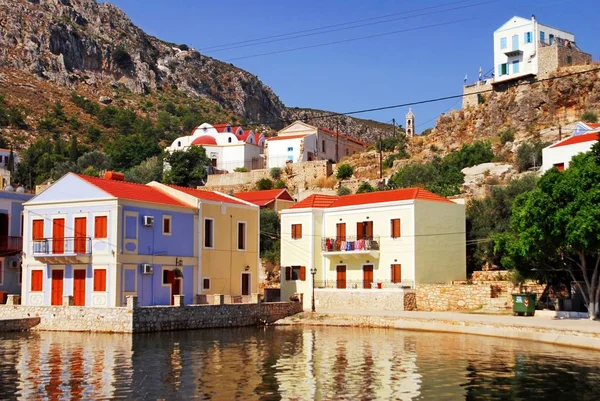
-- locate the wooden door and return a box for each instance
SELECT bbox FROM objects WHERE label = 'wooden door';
[51,270,64,305]
[52,218,65,254]
[242,273,250,296]
[74,217,87,254]
[171,277,181,305]
[336,223,346,241]
[336,266,346,289]
[365,221,373,239]
[363,265,374,289]
[357,222,364,240]
[73,269,86,306]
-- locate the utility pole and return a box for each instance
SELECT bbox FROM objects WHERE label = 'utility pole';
[392,118,396,137]
[379,130,383,179]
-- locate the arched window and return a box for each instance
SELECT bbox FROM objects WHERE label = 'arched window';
[228,137,232,143]
[178,141,181,147]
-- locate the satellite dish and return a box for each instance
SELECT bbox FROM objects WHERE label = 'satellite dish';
[4,185,14,192]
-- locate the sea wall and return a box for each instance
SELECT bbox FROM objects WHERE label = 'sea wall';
[315,289,417,312]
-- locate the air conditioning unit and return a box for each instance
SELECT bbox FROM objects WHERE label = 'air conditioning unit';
[141,264,153,275]
[143,216,154,227]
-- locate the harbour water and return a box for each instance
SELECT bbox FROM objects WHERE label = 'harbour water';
[1,326,599,400]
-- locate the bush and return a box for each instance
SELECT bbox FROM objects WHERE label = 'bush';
[581,110,598,123]
[274,179,286,189]
[514,141,547,172]
[445,141,494,170]
[178,44,189,51]
[336,164,354,180]
[256,178,273,190]
[234,167,248,172]
[112,46,134,70]
[499,128,515,145]
[270,167,281,180]
[337,186,352,196]
[356,181,375,193]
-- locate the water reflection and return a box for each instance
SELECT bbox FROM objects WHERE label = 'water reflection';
[1,327,600,400]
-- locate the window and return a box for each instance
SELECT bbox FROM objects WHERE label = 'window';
[93,269,107,292]
[500,63,508,76]
[391,218,401,239]
[512,60,520,74]
[549,34,555,45]
[553,163,565,171]
[336,223,346,241]
[291,224,302,239]
[204,218,214,248]
[162,216,172,235]
[512,34,519,50]
[357,221,373,240]
[31,270,43,291]
[178,141,181,147]
[567,56,573,64]
[540,31,546,42]
[202,278,211,290]
[525,31,533,43]
[322,140,326,152]
[32,219,44,240]
[285,266,306,281]
[500,37,507,49]
[0,261,3,286]
[287,147,293,152]
[237,222,246,250]
[163,269,172,285]
[391,264,402,283]
[94,216,108,238]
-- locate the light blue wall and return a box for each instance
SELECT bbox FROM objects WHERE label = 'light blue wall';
[136,264,195,306]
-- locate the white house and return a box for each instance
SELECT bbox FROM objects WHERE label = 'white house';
[541,131,599,172]
[266,121,368,168]
[493,16,590,84]
[280,188,466,310]
[166,123,266,172]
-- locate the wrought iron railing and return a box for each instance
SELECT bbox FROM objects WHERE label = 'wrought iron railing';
[33,237,92,255]
[0,236,23,254]
[314,279,414,289]
[321,236,380,252]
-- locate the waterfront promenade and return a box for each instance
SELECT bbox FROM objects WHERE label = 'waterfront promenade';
[276,309,600,350]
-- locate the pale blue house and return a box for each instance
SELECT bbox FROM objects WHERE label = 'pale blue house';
[22,172,198,307]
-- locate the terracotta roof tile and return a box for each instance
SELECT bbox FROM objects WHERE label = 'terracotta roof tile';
[550,132,599,148]
[234,189,294,206]
[165,185,247,205]
[319,127,369,147]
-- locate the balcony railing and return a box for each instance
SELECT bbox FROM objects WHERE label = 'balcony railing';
[0,236,23,255]
[315,279,414,290]
[33,237,92,255]
[321,236,380,253]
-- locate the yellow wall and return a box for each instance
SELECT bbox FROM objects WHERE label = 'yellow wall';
[414,200,466,284]
[275,199,295,214]
[201,202,259,296]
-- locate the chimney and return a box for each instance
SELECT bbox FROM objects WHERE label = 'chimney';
[104,171,125,181]
[532,14,536,22]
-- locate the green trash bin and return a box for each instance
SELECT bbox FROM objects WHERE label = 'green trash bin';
[512,293,537,316]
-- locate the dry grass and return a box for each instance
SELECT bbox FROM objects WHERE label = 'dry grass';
[311,175,337,189]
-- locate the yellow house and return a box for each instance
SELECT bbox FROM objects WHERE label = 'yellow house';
[280,188,466,310]
[149,183,260,297]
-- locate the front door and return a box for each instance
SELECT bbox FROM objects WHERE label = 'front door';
[74,217,87,254]
[241,273,251,296]
[171,277,181,305]
[336,266,346,289]
[52,218,65,254]
[363,265,374,289]
[51,270,64,305]
[73,269,86,306]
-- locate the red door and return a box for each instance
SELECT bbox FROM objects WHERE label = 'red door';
[52,219,65,254]
[336,266,346,289]
[171,275,181,305]
[363,265,374,289]
[51,270,64,305]
[242,273,250,296]
[73,269,86,306]
[74,217,87,254]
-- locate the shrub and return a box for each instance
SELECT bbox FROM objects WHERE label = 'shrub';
[356,181,375,193]
[336,164,354,180]
[581,110,598,123]
[337,186,352,196]
[499,128,515,145]
[234,167,249,172]
[477,94,485,104]
[514,141,547,172]
[256,178,273,190]
[112,45,134,70]
[178,44,189,51]
[270,167,282,180]
[274,179,286,189]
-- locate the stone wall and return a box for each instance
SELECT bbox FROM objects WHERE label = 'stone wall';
[471,270,510,282]
[462,80,494,109]
[416,284,492,311]
[538,44,593,78]
[315,289,416,312]
[0,317,40,332]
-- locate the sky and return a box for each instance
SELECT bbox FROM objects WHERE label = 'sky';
[105,0,599,132]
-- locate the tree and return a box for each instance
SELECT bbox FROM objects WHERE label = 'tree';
[356,181,375,193]
[336,164,354,180]
[107,133,161,171]
[260,209,280,265]
[515,141,547,172]
[581,110,598,123]
[499,153,600,318]
[256,178,274,191]
[163,146,210,187]
[77,150,111,173]
[270,167,282,180]
[125,156,163,184]
[337,186,352,196]
[388,158,464,197]
[69,135,79,163]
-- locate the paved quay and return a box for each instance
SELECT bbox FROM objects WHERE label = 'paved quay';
[275,309,600,350]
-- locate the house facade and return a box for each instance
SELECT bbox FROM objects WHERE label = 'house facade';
[266,121,368,168]
[234,189,296,213]
[493,16,591,84]
[280,188,466,310]
[541,131,599,172]
[0,191,33,302]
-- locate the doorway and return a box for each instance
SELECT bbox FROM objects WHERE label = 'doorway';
[73,269,86,306]
[74,217,87,254]
[51,269,64,305]
[171,277,181,305]
[363,265,374,289]
[336,266,346,289]
[241,272,251,296]
[52,218,65,254]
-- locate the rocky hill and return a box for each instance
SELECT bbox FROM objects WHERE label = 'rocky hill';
[0,0,392,143]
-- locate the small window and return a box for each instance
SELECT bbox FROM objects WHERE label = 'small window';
[391,218,401,239]
[204,219,214,248]
[287,147,293,152]
[567,56,573,64]
[93,269,107,292]
[31,270,43,291]
[391,264,402,283]
[291,224,302,240]
[237,222,246,250]
[163,269,171,285]
[512,60,520,74]
[178,141,181,147]
[202,278,211,290]
[525,32,533,43]
[500,63,508,76]
[540,31,546,42]
[228,137,232,143]
[94,216,108,239]
[322,140,326,152]
[500,37,507,49]
[162,216,172,235]
[285,266,306,281]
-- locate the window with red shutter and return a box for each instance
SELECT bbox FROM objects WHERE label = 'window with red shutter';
[285,266,292,281]
[391,264,402,283]
[94,216,107,238]
[292,224,302,239]
[391,219,401,238]
[31,270,43,291]
[93,269,107,292]
[299,266,306,281]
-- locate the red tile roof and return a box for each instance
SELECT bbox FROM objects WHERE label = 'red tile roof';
[239,130,254,142]
[77,175,188,207]
[234,189,295,206]
[585,123,600,129]
[266,134,309,141]
[165,185,248,206]
[550,132,599,148]
[319,127,369,147]
[212,123,231,132]
[191,135,218,145]
[290,188,453,210]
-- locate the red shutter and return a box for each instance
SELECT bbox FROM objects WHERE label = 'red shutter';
[357,222,364,240]
[285,266,292,281]
[31,270,43,291]
[391,219,401,238]
[366,221,373,238]
[93,269,107,292]
[300,266,306,281]
[32,220,44,240]
[94,216,108,238]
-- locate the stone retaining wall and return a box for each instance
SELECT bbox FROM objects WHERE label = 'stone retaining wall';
[0,317,41,332]
[315,289,416,312]
[416,284,492,311]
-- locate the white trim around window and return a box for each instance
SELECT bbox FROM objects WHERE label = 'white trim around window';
[203,218,214,249]
[162,215,172,236]
[237,220,247,251]
[202,277,211,291]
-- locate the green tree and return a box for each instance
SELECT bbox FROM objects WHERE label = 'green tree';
[125,156,163,184]
[581,110,598,123]
[77,150,111,173]
[337,186,352,196]
[336,164,354,180]
[256,178,274,191]
[270,167,282,180]
[107,133,161,171]
[260,209,280,265]
[515,141,547,172]
[274,179,286,189]
[388,158,464,197]
[7,148,14,174]
[69,135,79,163]
[356,181,375,193]
[499,153,600,318]
[163,146,210,187]
[86,125,102,143]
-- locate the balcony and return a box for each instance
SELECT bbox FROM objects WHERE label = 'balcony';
[321,236,380,257]
[32,237,92,264]
[315,279,414,290]
[0,236,23,256]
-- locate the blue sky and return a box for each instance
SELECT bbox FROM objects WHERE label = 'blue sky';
[106,0,598,132]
